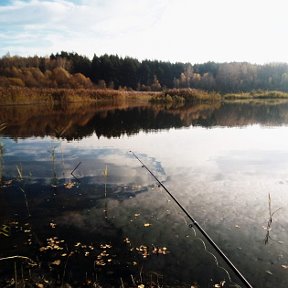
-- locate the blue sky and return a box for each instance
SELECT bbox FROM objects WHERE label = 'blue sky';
[1,0,288,64]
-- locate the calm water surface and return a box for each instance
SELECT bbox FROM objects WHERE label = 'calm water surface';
[1,101,288,287]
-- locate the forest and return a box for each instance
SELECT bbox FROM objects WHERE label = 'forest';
[1,51,288,93]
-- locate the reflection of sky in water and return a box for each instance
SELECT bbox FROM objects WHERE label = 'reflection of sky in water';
[2,124,288,287]
[61,125,288,287]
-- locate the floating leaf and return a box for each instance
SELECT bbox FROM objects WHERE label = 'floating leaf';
[3,180,12,186]
[49,222,56,229]
[144,223,152,227]
[281,265,288,269]
[134,213,140,217]
[51,259,61,266]
[64,182,75,189]
[124,237,131,244]
[100,244,112,249]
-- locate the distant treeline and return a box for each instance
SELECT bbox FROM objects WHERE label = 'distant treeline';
[1,51,288,93]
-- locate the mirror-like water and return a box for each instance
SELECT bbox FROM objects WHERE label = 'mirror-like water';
[1,101,288,287]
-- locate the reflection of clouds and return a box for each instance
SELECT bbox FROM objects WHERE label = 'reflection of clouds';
[216,150,288,177]
[1,137,167,188]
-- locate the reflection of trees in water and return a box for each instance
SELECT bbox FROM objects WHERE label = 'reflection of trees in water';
[1,101,288,139]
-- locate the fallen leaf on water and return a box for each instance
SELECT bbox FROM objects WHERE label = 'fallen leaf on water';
[281,265,288,269]
[49,223,56,229]
[124,237,131,244]
[3,180,13,186]
[51,259,61,266]
[64,182,75,189]
[100,244,112,249]
[134,213,140,217]
[235,225,240,228]
[144,223,151,227]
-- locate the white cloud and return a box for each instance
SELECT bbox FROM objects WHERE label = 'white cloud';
[1,0,288,63]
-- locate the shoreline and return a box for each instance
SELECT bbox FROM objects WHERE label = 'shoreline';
[1,87,288,106]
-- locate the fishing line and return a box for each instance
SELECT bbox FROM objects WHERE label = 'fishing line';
[130,151,253,288]
[156,183,235,285]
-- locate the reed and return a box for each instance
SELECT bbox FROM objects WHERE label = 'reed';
[150,88,221,104]
[0,87,157,105]
[224,90,288,100]
[264,193,282,245]
[0,143,3,185]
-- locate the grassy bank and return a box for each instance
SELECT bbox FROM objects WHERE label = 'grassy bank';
[0,87,158,105]
[224,90,288,100]
[2,87,288,106]
[150,88,221,104]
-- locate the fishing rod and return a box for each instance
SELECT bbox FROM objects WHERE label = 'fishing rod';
[130,151,253,288]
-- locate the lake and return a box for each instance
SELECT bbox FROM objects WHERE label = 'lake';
[1,100,288,287]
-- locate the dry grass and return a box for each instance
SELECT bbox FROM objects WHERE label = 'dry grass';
[150,88,221,104]
[224,90,288,100]
[0,87,157,105]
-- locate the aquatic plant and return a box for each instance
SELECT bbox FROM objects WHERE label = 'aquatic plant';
[264,193,282,245]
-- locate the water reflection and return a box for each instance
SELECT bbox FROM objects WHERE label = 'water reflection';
[0,143,240,287]
[2,100,288,139]
[2,100,288,287]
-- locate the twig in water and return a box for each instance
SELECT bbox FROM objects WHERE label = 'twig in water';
[264,193,282,245]
[0,122,7,132]
[0,143,3,185]
[0,256,37,266]
[120,277,125,288]
[130,274,136,286]
[139,265,143,284]
[71,161,81,175]
[16,165,23,181]
[103,164,108,197]
[14,261,18,288]
[19,186,31,218]
[71,162,81,183]
[61,251,72,288]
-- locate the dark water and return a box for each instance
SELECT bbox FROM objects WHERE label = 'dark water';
[1,100,288,287]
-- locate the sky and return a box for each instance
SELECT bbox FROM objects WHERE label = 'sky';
[1,0,288,64]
